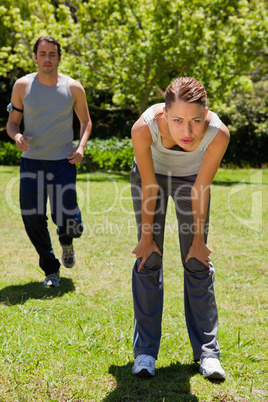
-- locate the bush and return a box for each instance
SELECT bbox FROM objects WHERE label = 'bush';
[217,81,268,167]
[0,141,21,165]
[0,138,135,172]
[77,137,134,172]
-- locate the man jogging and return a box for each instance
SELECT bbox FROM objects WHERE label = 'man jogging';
[7,36,92,288]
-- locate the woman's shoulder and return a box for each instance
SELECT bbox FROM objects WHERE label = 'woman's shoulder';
[207,117,230,152]
[143,103,165,119]
[131,118,154,150]
[206,110,229,136]
[139,103,166,143]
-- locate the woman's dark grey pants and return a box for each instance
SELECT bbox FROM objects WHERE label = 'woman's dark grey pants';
[131,162,220,361]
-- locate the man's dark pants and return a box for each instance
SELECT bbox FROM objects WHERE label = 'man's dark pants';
[20,158,83,276]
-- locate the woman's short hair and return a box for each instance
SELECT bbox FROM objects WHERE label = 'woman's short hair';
[165,77,207,110]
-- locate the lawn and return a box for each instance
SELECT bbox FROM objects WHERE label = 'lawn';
[0,166,267,401]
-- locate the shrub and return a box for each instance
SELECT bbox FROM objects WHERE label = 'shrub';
[0,141,21,165]
[217,81,268,167]
[0,138,135,171]
[75,137,134,172]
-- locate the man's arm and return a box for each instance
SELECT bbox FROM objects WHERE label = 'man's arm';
[6,77,31,152]
[68,80,92,164]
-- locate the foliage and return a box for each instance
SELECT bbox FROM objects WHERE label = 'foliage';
[80,137,134,172]
[217,81,268,167]
[0,138,134,171]
[0,0,77,80]
[0,141,21,165]
[0,0,267,113]
[0,0,267,164]
[0,166,267,400]
[78,0,268,112]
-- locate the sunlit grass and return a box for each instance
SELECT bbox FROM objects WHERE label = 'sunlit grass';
[0,166,267,401]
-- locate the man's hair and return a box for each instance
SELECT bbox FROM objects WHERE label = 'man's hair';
[165,77,207,110]
[33,36,61,58]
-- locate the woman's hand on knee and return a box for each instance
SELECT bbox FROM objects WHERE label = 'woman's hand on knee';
[185,242,212,268]
[132,238,162,272]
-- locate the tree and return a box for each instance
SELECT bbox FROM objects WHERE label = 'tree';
[0,0,82,82]
[0,0,267,114]
[75,0,268,112]
[218,80,268,167]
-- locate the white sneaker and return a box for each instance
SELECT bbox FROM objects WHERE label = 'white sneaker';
[200,357,226,380]
[132,354,155,377]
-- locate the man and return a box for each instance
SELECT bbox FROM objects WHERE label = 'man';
[7,36,92,288]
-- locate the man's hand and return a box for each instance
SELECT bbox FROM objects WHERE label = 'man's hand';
[14,134,32,152]
[67,145,84,164]
[132,238,162,272]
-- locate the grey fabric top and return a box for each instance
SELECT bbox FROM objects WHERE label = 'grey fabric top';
[142,103,222,176]
[22,73,74,160]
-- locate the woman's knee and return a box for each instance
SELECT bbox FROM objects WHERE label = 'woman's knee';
[184,257,214,277]
[144,252,163,269]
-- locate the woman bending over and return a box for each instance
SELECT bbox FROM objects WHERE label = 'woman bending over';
[130,77,230,380]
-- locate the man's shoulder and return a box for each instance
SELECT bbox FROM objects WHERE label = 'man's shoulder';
[68,77,85,100]
[15,73,36,88]
[13,74,34,97]
[15,75,30,85]
[68,76,84,89]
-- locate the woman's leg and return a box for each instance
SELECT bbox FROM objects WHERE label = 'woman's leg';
[131,164,168,359]
[172,175,220,361]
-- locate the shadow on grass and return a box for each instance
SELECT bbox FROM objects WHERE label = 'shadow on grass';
[77,171,130,183]
[77,174,254,186]
[212,180,252,186]
[105,362,199,401]
[0,277,75,306]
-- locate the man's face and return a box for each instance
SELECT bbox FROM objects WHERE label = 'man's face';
[34,40,60,74]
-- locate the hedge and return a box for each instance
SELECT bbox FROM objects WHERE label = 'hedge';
[0,141,22,165]
[0,138,134,172]
[77,137,134,172]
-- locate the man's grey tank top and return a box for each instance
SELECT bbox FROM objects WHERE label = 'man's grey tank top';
[142,103,222,177]
[22,73,74,160]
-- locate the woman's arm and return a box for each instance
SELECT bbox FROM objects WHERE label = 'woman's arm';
[185,122,230,267]
[131,116,162,271]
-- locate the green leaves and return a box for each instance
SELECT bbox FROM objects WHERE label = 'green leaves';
[0,0,267,112]
[77,137,134,172]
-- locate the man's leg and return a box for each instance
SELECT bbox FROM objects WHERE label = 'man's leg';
[49,159,83,268]
[20,158,60,276]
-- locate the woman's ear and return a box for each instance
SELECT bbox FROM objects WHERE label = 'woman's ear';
[163,106,167,120]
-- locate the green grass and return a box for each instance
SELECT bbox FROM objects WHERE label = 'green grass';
[0,166,267,401]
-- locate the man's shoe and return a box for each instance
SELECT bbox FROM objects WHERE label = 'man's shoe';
[132,354,155,377]
[199,357,226,380]
[43,272,60,288]
[61,243,76,268]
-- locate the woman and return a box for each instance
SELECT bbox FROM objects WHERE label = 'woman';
[130,77,229,379]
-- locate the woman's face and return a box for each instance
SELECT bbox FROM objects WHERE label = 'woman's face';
[164,101,208,151]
